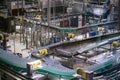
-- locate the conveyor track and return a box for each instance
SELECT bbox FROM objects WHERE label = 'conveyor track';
[0,64,31,80]
[0,48,75,79]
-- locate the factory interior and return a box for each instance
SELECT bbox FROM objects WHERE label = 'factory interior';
[0,0,120,80]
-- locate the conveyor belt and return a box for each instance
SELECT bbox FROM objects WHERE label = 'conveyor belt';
[94,63,120,77]
[32,35,120,80]
[0,48,75,79]
[77,36,120,54]
[18,16,117,32]
[32,31,120,58]
[77,40,109,54]
[0,64,31,80]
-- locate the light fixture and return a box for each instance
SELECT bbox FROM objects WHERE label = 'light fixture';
[93,8,105,16]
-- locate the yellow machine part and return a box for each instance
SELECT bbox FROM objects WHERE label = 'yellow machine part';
[30,9,35,12]
[97,27,105,31]
[38,49,48,55]
[36,15,41,19]
[31,61,42,70]
[112,41,118,48]
[0,34,4,40]
[76,68,87,79]
[76,67,93,80]
[67,33,75,38]
[19,17,23,23]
